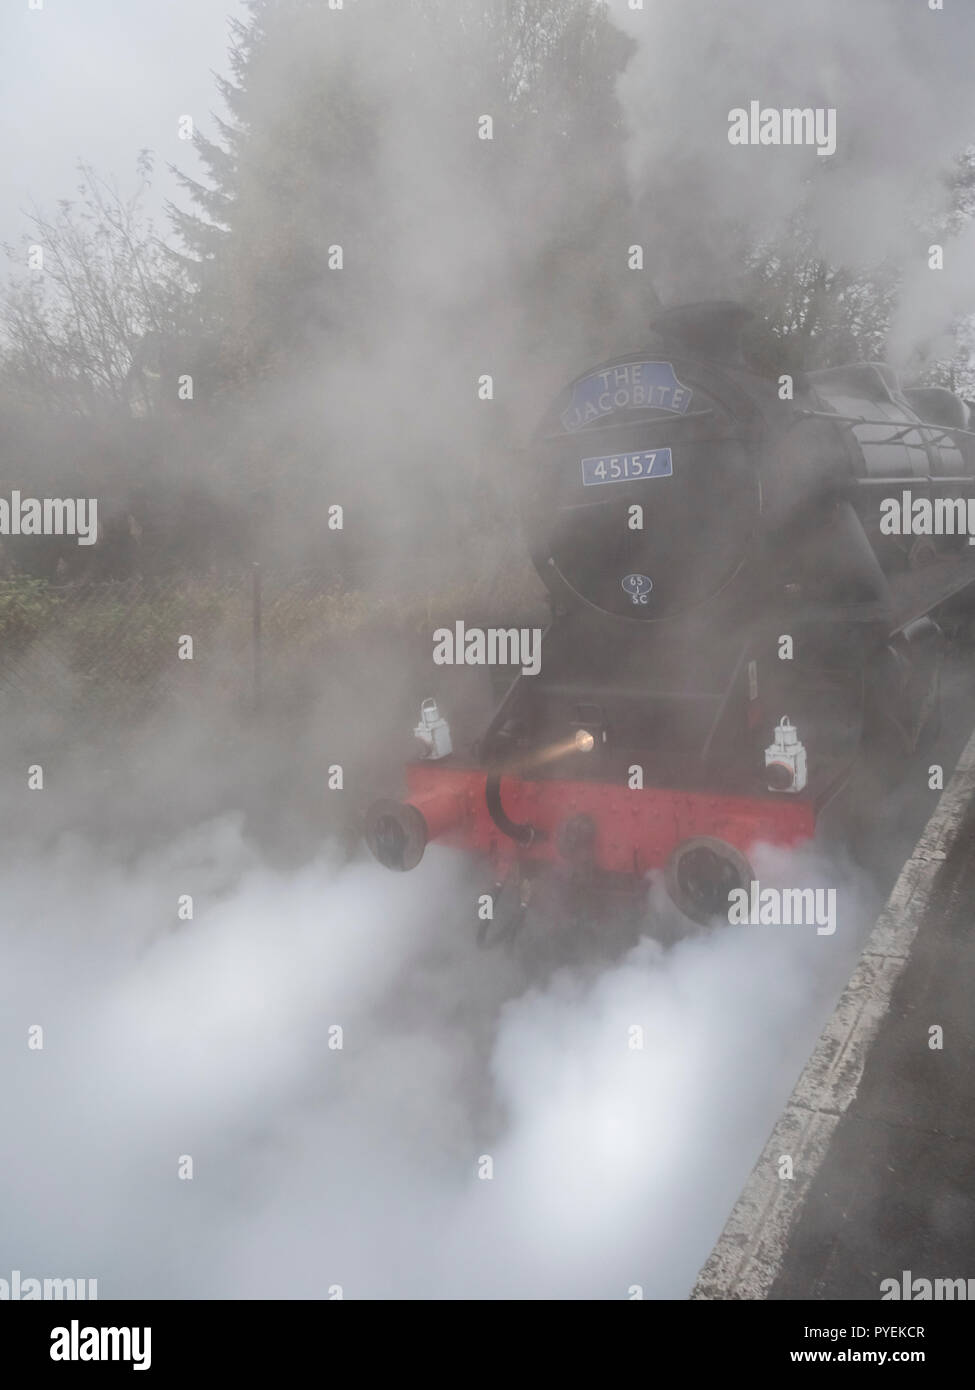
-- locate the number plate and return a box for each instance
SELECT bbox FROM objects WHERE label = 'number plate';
[580,448,673,487]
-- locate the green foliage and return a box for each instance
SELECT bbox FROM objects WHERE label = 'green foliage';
[0,565,546,725]
[0,576,60,641]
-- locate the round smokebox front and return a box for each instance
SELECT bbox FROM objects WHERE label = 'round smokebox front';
[527,356,762,621]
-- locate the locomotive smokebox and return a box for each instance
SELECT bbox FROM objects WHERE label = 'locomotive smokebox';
[526,305,765,624]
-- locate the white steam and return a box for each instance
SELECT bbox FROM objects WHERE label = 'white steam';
[612,0,975,363]
[1,822,876,1297]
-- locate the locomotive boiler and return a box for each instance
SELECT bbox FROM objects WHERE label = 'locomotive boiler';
[365,301,975,934]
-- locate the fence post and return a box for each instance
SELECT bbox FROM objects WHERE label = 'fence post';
[252,562,262,713]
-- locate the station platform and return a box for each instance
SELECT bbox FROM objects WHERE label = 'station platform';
[692,728,975,1300]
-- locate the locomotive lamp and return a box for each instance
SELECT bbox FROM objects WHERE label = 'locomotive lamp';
[765,715,807,793]
[570,703,605,755]
[414,698,452,760]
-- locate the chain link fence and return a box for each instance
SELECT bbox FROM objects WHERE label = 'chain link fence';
[0,549,548,733]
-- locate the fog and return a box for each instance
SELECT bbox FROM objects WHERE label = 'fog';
[0,0,244,250]
[1,831,875,1297]
[615,0,975,365]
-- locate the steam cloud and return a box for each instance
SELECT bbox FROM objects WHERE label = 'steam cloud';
[1,829,874,1298]
[613,0,975,365]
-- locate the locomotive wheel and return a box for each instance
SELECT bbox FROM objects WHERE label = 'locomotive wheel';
[665,836,753,927]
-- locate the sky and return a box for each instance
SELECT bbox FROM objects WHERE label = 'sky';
[0,0,244,250]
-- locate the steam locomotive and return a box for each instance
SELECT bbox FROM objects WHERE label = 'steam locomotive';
[365,301,975,936]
